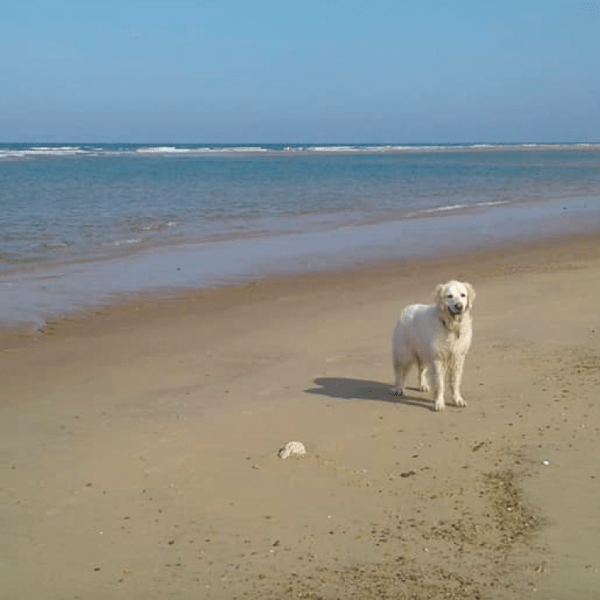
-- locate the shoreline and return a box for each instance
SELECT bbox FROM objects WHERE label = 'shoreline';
[2,231,600,597]
[2,226,600,348]
[1,196,599,331]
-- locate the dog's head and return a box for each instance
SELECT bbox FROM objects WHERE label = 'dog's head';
[434,280,475,320]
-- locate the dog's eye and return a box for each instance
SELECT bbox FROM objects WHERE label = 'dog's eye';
[446,294,453,299]
[460,293,466,298]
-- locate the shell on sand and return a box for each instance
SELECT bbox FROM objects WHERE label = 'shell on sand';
[278,441,306,459]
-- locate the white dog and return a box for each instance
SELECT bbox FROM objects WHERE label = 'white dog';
[391,280,475,412]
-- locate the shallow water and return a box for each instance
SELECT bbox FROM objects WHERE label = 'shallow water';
[2,144,599,268]
[1,196,598,328]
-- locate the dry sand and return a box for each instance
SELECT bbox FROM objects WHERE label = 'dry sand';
[2,233,600,599]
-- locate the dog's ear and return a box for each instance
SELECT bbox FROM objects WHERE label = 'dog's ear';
[465,282,476,306]
[433,283,445,308]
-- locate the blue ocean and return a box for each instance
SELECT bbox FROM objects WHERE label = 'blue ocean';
[1,142,600,327]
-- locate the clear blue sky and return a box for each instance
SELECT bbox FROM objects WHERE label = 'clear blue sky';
[1,0,599,143]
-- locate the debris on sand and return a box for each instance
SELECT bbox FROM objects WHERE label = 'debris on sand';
[278,441,306,459]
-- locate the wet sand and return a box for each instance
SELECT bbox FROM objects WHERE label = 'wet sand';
[2,233,600,599]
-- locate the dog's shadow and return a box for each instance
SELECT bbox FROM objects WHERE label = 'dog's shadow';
[304,377,434,411]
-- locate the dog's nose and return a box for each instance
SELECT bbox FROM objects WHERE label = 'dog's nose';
[454,302,463,311]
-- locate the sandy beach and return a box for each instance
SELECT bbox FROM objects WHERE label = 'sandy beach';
[2,232,600,599]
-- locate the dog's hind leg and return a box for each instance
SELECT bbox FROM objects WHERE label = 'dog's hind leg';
[391,358,411,396]
[417,359,430,392]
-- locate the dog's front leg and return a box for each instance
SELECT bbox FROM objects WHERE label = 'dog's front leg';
[430,359,445,412]
[450,354,467,407]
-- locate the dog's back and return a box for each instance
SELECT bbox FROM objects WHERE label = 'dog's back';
[393,303,438,360]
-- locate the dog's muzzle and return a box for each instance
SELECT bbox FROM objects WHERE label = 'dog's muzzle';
[449,304,464,316]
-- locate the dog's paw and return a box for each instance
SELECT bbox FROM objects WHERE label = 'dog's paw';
[419,383,430,393]
[453,396,467,408]
[433,399,445,412]
[390,387,403,396]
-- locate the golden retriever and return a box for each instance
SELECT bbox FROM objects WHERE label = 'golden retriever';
[391,280,475,411]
